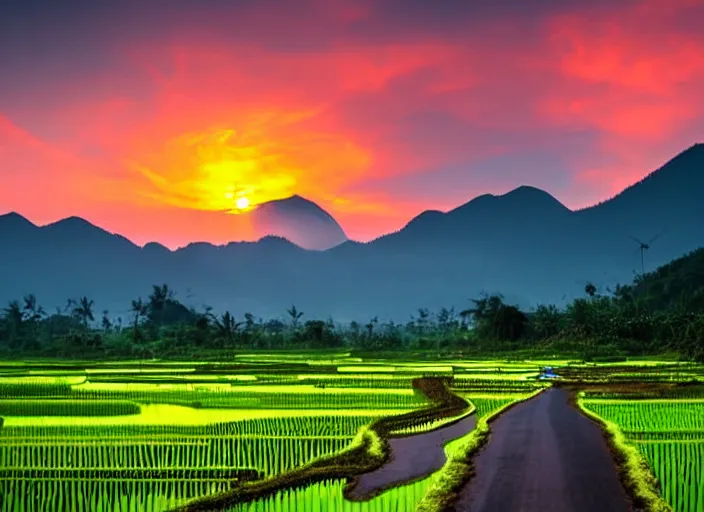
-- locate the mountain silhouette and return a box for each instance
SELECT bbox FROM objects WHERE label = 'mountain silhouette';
[0,144,702,321]
[247,195,347,250]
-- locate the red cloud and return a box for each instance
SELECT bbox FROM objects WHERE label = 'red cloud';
[1,0,702,246]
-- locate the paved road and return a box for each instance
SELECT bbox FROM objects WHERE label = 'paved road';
[457,388,632,512]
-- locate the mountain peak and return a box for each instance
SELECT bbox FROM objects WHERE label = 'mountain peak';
[258,194,327,212]
[143,241,170,253]
[0,211,35,228]
[503,184,553,197]
[668,142,704,168]
[450,185,568,216]
[45,216,98,230]
[250,194,347,250]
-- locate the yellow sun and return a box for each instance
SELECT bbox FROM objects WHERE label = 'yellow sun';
[235,196,250,210]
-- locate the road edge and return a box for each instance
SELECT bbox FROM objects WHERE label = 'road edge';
[573,391,673,512]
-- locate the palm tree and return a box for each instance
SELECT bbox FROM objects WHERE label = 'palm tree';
[3,301,24,348]
[365,316,378,339]
[101,310,112,332]
[287,305,304,330]
[72,297,95,328]
[22,294,45,323]
[459,309,472,329]
[64,298,76,316]
[214,312,243,346]
[244,312,255,331]
[20,294,45,349]
[415,308,430,336]
[149,284,174,327]
[130,298,148,330]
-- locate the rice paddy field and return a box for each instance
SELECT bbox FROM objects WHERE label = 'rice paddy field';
[579,363,704,512]
[1,355,702,511]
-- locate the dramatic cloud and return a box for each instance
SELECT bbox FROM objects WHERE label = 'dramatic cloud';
[1,0,702,247]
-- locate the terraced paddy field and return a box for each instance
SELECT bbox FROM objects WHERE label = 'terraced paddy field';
[581,392,704,512]
[1,356,702,512]
[571,361,704,512]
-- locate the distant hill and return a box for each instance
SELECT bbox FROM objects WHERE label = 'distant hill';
[0,144,702,321]
[247,195,347,251]
[616,247,704,313]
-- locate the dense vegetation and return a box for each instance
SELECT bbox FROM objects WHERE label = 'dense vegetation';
[1,249,703,361]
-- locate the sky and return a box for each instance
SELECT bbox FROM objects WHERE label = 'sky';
[1,0,703,248]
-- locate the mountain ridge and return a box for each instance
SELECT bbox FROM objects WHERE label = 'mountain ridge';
[0,144,702,321]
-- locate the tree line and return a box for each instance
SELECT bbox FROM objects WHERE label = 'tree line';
[0,276,702,361]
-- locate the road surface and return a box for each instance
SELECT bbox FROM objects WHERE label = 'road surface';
[457,388,632,512]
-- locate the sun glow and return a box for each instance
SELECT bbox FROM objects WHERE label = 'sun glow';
[130,115,372,216]
[235,196,250,210]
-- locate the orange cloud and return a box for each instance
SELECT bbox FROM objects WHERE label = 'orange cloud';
[2,0,703,247]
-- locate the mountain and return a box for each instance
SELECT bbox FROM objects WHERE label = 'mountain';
[0,144,702,321]
[247,195,347,250]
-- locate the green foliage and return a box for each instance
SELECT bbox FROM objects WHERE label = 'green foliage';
[2,247,704,361]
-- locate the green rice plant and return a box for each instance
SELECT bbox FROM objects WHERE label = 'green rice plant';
[0,435,354,478]
[0,382,72,398]
[0,477,231,512]
[0,411,388,512]
[226,476,431,512]
[582,400,704,433]
[390,405,475,436]
[226,409,478,512]
[0,414,378,440]
[636,440,704,512]
[464,396,520,418]
[68,385,428,411]
[0,400,140,417]
[577,397,674,512]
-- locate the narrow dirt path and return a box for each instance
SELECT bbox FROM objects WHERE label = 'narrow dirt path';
[457,388,631,512]
[347,414,477,500]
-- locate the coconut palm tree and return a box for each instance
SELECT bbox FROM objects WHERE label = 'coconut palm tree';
[214,312,243,346]
[22,294,45,323]
[365,316,378,339]
[149,284,174,327]
[130,298,148,330]
[3,301,24,348]
[101,310,112,332]
[72,297,95,328]
[287,305,303,330]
